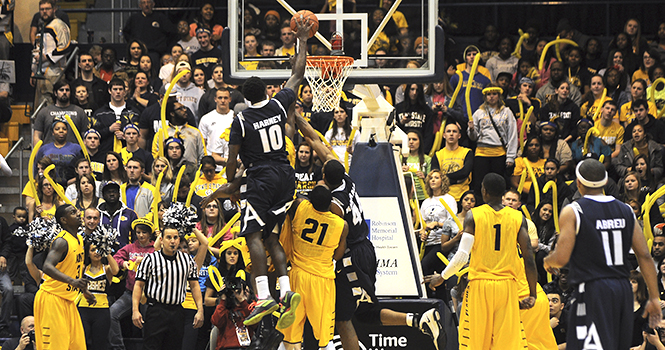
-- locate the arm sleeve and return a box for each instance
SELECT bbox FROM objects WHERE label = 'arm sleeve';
[441,232,474,279]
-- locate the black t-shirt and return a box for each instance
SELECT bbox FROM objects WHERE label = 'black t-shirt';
[552,309,568,344]
[294,163,322,196]
[138,102,198,147]
[190,47,223,80]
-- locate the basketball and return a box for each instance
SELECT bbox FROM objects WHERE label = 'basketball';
[290,10,319,38]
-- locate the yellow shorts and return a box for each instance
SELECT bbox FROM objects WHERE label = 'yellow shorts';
[280,267,335,347]
[520,286,558,350]
[459,279,527,350]
[34,289,86,350]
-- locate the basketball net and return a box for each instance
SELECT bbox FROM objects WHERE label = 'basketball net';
[304,32,355,112]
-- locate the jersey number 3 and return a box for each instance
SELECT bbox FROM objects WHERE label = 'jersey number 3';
[302,218,329,245]
[258,125,283,153]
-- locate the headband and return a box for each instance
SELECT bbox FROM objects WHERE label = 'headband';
[577,118,592,126]
[131,218,155,233]
[165,136,183,147]
[84,129,101,138]
[539,121,557,130]
[575,161,608,188]
[123,124,140,133]
[482,87,503,95]
[195,27,212,36]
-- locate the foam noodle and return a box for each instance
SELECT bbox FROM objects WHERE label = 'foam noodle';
[185,165,202,207]
[437,251,450,266]
[207,265,223,291]
[64,114,93,181]
[428,127,444,158]
[28,140,43,206]
[543,180,560,233]
[172,165,187,203]
[641,185,665,251]
[465,53,481,121]
[517,170,527,194]
[538,39,579,71]
[448,71,464,108]
[43,164,74,206]
[160,69,191,157]
[438,197,463,231]
[152,171,164,228]
[524,160,540,207]
[583,127,599,155]
[519,106,534,153]
[651,78,665,119]
[208,213,241,248]
[521,205,531,221]
[592,89,607,122]
[512,29,529,58]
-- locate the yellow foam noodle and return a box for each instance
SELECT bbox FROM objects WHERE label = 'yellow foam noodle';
[599,154,605,163]
[465,53,481,121]
[152,171,164,228]
[524,160,540,207]
[185,165,202,207]
[517,169,527,194]
[208,212,241,248]
[583,127,599,155]
[160,69,191,157]
[519,106,534,153]
[64,114,93,181]
[520,205,531,221]
[456,267,469,277]
[448,71,464,108]
[407,168,429,199]
[436,251,450,266]
[43,164,74,206]
[641,185,665,251]
[207,265,223,291]
[592,89,607,122]
[543,180,560,233]
[28,140,43,206]
[512,29,529,58]
[438,197,463,231]
[428,127,444,158]
[172,165,187,203]
[651,78,665,119]
[539,38,579,71]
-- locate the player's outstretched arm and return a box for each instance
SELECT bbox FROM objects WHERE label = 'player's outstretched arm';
[518,217,537,309]
[334,222,349,261]
[295,111,337,163]
[441,211,475,279]
[283,14,314,92]
[543,205,577,273]
[202,164,245,208]
[632,220,662,328]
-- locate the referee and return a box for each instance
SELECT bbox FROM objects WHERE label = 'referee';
[132,225,204,350]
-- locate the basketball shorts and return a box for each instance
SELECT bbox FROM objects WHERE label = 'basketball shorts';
[519,285,558,350]
[240,164,295,239]
[34,289,86,350]
[459,279,528,350]
[567,278,632,350]
[280,266,336,347]
[335,239,380,322]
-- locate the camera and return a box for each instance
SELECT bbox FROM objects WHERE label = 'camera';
[28,330,35,342]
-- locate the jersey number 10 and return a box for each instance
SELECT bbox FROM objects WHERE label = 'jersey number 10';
[258,125,283,153]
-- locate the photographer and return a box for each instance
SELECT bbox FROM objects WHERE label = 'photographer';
[210,277,255,350]
[2,316,35,350]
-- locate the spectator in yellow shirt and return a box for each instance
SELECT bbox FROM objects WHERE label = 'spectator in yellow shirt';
[593,100,624,158]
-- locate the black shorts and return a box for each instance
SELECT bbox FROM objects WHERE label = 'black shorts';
[239,163,295,239]
[335,239,380,322]
[567,278,632,350]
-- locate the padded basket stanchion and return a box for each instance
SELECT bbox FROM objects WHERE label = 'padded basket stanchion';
[304,56,354,112]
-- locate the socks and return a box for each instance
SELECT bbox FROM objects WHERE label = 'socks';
[278,275,291,299]
[256,275,270,300]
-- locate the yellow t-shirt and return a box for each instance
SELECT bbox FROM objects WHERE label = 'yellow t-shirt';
[195,173,227,198]
[580,96,612,122]
[40,231,85,301]
[435,146,472,201]
[593,120,624,149]
[288,200,345,279]
[632,69,650,84]
[512,157,545,192]
[469,205,523,281]
[619,100,658,123]
[455,63,492,80]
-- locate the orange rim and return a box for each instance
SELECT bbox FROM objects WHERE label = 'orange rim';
[306,56,355,68]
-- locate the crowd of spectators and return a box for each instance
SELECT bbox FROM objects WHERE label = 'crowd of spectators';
[1,0,665,349]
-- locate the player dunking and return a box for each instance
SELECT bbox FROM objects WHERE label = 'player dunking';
[295,113,446,350]
[279,184,349,349]
[224,14,314,327]
[437,173,538,349]
[34,204,96,350]
[544,159,661,349]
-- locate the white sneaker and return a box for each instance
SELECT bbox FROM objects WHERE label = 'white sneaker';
[419,308,445,350]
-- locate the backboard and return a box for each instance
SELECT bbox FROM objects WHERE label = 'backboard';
[222,0,443,85]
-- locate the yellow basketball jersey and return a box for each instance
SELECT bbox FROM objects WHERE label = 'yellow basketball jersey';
[435,146,471,201]
[290,201,345,279]
[40,231,84,301]
[469,205,523,281]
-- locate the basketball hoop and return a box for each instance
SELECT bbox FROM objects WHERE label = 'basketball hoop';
[305,56,354,112]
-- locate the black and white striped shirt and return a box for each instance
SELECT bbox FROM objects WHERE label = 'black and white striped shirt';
[135,250,198,305]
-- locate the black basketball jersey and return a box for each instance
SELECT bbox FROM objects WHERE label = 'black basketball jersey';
[568,195,635,285]
[331,173,369,246]
[229,88,296,166]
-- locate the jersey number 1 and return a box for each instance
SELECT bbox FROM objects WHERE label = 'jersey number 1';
[493,224,501,251]
[258,125,283,153]
[302,218,329,245]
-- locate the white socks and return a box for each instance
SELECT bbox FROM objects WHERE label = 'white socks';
[256,275,270,299]
[278,275,291,299]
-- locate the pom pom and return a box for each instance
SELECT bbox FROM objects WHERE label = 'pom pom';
[15,217,60,252]
[84,224,119,256]
[163,202,198,236]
